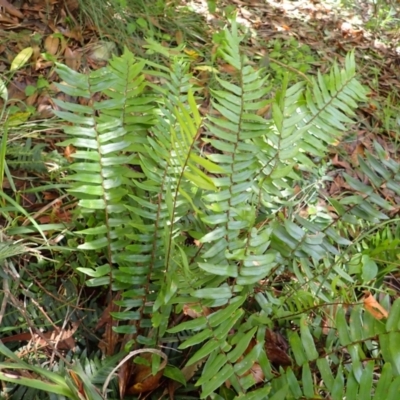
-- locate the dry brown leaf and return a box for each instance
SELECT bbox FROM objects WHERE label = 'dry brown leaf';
[63,0,79,12]
[331,154,351,170]
[64,144,76,162]
[218,63,237,75]
[249,363,264,383]
[7,79,27,102]
[64,47,81,70]
[59,26,83,43]
[43,191,59,201]
[26,92,39,107]
[0,0,23,18]
[193,239,202,247]
[363,291,389,320]
[193,69,211,87]
[126,353,165,395]
[350,143,365,167]
[265,329,292,367]
[44,35,60,56]
[37,96,55,119]
[67,369,85,397]
[256,103,271,118]
[2,323,78,351]
[183,304,210,318]
[227,361,264,389]
[37,207,72,224]
[329,175,346,196]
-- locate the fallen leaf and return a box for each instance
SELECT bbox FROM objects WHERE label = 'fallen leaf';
[64,47,82,71]
[265,329,292,367]
[10,47,33,71]
[1,322,79,351]
[125,352,166,395]
[218,63,237,74]
[127,367,164,394]
[58,26,83,43]
[63,0,79,12]
[0,0,23,18]
[26,92,39,107]
[183,303,210,318]
[363,291,389,320]
[64,144,76,162]
[350,143,365,167]
[256,103,271,118]
[249,363,264,383]
[44,35,60,56]
[331,154,351,170]
[43,191,59,201]
[67,370,85,397]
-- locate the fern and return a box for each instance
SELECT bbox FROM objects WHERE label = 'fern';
[49,18,400,399]
[5,140,46,172]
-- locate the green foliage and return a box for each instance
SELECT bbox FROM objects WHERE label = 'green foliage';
[77,0,208,53]
[0,341,121,400]
[5,140,47,172]
[267,37,315,79]
[0,340,77,399]
[4,18,400,399]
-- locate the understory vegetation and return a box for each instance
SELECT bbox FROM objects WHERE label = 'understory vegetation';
[1,0,400,399]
